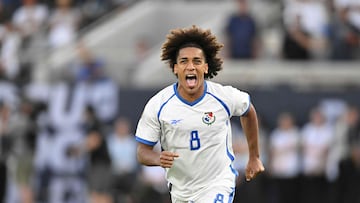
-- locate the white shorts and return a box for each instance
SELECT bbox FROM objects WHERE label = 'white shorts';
[171,185,235,203]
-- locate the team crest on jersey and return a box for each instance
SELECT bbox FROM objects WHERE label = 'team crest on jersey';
[202,112,216,125]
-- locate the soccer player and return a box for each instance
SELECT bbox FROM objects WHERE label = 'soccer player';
[135,25,265,203]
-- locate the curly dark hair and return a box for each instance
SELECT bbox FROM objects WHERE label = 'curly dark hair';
[161,25,224,79]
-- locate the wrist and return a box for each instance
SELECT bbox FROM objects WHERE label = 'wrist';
[248,153,260,159]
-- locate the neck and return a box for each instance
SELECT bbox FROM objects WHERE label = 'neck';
[176,82,205,103]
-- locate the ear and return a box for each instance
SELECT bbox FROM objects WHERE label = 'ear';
[174,64,178,74]
[204,63,208,74]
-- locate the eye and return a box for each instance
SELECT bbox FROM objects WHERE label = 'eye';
[193,59,203,65]
[178,59,187,65]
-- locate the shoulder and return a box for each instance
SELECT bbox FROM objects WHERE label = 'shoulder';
[206,81,251,116]
[206,81,248,96]
[205,80,225,90]
[227,13,239,23]
[145,84,176,109]
[139,84,176,121]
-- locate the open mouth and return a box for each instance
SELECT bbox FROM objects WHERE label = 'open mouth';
[186,74,197,88]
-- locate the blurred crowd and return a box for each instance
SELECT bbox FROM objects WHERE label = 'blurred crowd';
[0,1,165,202]
[225,0,360,60]
[0,0,359,203]
[0,0,137,86]
[232,99,360,203]
[0,39,170,202]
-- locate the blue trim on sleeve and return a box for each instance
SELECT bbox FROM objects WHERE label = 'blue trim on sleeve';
[135,136,157,146]
[206,92,231,117]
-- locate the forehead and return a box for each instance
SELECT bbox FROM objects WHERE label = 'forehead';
[177,47,205,59]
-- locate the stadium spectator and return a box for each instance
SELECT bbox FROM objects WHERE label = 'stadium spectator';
[12,0,48,49]
[83,105,113,203]
[0,20,21,81]
[0,102,11,203]
[11,0,49,71]
[345,106,360,147]
[323,104,359,202]
[329,0,360,60]
[268,112,301,203]
[322,99,348,184]
[281,0,330,60]
[47,0,82,49]
[74,42,119,126]
[333,105,359,162]
[5,99,38,203]
[106,116,138,203]
[300,107,334,203]
[0,69,19,111]
[337,143,360,202]
[0,98,36,203]
[224,0,259,59]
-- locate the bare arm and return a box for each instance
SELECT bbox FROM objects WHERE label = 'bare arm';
[240,103,265,181]
[137,142,179,168]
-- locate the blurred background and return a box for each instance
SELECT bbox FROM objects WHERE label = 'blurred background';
[0,0,359,202]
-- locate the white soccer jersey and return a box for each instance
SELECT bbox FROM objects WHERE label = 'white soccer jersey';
[135,81,250,200]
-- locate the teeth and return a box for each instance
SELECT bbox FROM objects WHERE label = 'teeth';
[186,75,196,79]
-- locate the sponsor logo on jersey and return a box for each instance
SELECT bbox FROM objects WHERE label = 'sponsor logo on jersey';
[170,119,182,125]
[202,112,216,125]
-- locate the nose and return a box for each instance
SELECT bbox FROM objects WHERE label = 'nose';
[186,62,195,71]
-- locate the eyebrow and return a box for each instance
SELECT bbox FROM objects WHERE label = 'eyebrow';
[178,56,204,60]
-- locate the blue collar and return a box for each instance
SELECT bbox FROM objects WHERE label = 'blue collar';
[173,81,207,106]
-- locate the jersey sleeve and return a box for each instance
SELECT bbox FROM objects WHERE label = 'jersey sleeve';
[226,86,251,117]
[135,97,161,146]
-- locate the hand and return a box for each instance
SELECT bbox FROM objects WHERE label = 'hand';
[245,157,265,181]
[159,151,179,168]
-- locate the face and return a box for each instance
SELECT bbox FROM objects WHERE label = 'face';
[23,0,36,5]
[174,47,208,102]
[278,113,294,130]
[57,0,71,7]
